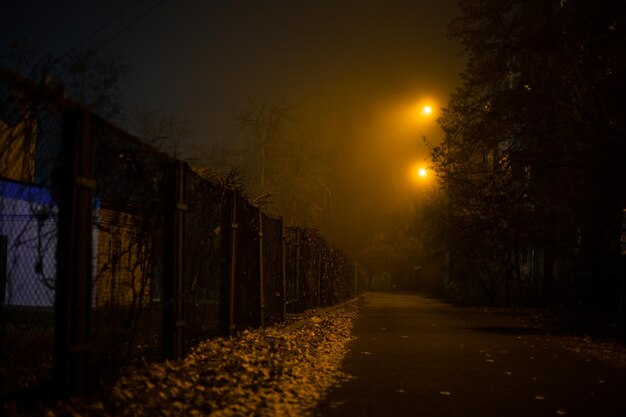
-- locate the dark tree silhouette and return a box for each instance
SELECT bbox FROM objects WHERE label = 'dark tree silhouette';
[430,0,626,316]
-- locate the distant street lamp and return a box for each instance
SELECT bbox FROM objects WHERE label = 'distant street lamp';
[408,163,430,186]
[403,99,437,188]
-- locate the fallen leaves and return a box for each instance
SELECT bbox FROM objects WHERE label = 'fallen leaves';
[46,303,359,417]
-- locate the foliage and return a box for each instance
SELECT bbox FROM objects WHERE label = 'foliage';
[358,218,425,291]
[4,39,131,122]
[62,49,131,122]
[406,190,449,294]
[430,0,626,306]
[131,107,192,158]
[43,303,359,417]
[234,100,335,227]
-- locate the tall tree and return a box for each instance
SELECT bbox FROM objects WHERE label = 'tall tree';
[235,101,291,194]
[131,106,191,158]
[432,0,626,307]
[4,40,131,122]
[234,100,335,227]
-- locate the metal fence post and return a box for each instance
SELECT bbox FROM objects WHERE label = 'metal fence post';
[281,226,287,319]
[228,190,238,334]
[317,251,322,308]
[0,235,6,308]
[258,208,265,326]
[163,160,187,360]
[295,228,301,311]
[55,106,95,396]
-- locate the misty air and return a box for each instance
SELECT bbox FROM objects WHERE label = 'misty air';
[1,1,625,416]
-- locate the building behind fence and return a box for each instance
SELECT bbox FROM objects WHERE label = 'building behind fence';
[0,67,363,400]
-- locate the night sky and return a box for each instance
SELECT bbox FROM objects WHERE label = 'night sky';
[1,0,465,255]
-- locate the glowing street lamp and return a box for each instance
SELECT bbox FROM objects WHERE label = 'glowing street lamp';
[408,163,430,185]
[415,101,435,119]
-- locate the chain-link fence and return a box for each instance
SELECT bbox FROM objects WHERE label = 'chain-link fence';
[90,115,170,382]
[232,195,261,331]
[284,227,301,314]
[300,229,322,311]
[261,212,284,326]
[284,227,359,314]
[0,67,361,403]
[0,70,62,398]
[184,168,228,348]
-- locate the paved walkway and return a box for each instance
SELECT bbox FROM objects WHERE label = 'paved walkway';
[315,292,626,417]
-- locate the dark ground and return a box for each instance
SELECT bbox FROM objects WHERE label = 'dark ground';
[315,292,626,417]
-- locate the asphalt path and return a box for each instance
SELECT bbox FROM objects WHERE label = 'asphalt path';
[315,292,626,417]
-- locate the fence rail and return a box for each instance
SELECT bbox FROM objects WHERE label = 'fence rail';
[0,67,362,401]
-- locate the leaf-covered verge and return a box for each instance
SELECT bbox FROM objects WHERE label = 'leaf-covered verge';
[45,302,360,417]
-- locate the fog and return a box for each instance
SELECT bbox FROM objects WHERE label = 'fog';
[1,0,464,257]
[303,91,445,256]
